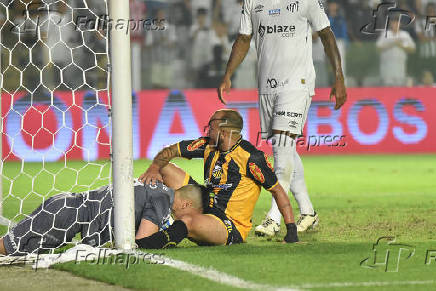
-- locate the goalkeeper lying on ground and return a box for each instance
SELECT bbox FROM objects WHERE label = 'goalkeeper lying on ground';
[0,181,203,256]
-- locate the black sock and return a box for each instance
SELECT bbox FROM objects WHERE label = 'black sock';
[284,223,299,243]
[136,220,188,249]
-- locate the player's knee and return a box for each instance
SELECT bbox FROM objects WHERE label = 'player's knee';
[160,163,176,176]
[160,163,186,189]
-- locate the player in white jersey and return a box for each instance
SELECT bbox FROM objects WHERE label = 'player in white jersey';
[218,0,347,235]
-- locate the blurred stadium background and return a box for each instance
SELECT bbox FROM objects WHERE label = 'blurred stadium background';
[1,0,436,289]
[1,0,436,162]
[2,0,436,91]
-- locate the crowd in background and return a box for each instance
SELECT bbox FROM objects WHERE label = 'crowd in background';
[138,0,436,89]
[1,0,436,92]
[134,0,436,88]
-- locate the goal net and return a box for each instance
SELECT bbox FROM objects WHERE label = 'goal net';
[0,0,134,254]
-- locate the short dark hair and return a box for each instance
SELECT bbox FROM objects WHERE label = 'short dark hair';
[214,109,243,131]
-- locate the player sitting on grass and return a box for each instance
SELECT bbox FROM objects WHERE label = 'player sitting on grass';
[0,182,203,256]
[137,109,299,249]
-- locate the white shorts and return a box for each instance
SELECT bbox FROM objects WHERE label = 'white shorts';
[259,90,312,139]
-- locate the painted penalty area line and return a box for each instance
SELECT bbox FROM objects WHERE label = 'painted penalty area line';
[160,256,435,290]
[296,280,436,289]
[161,256,301,291]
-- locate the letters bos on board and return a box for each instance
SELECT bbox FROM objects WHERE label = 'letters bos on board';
[1,88,435,162]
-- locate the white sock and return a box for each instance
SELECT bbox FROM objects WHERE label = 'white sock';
[267,133,295,224]
[290,149,315,215]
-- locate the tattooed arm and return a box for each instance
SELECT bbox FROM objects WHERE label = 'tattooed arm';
[318,26,347,110]
[139,144,179,184]
[217,33,253,104]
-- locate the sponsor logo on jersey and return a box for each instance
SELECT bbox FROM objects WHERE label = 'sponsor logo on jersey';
[267,78,278,88]
[286,1,299,13]
[258,23,296,38]
[264,153,274,170]
[266,78,289,89]
[187,138,207,151]
[249,162,265,184]
[254,4,264,12]
[274,111,303,118]
[268,8,281,16]
[212,183,233,190]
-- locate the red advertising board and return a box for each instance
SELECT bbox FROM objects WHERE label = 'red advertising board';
[2,87,436,161]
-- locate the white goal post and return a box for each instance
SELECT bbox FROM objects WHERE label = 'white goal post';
[109,0,135,250]
[0,0,135,250]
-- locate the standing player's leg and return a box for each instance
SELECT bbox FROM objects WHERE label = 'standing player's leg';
[289,95,318,231]
[256,91,314,236]
[255,93,294,236]
[291,149,318,231]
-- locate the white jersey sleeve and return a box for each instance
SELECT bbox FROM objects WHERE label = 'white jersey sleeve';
[400,31,416,50]
[239,0,253,35]
[306,0,330,32]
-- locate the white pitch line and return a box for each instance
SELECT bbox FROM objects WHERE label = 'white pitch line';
[159,255,436,291]
[295,280,436,289]
[161,256,301,291]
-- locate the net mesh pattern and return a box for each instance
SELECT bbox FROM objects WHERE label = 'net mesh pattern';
[0,0,114,255]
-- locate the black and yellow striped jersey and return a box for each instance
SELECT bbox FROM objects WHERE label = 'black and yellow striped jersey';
[177,137,279,240]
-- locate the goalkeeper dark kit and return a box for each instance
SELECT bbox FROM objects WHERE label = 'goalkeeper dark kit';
[3,181,173,255]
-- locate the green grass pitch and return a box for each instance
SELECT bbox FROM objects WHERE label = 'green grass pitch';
[1,155,436,290]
